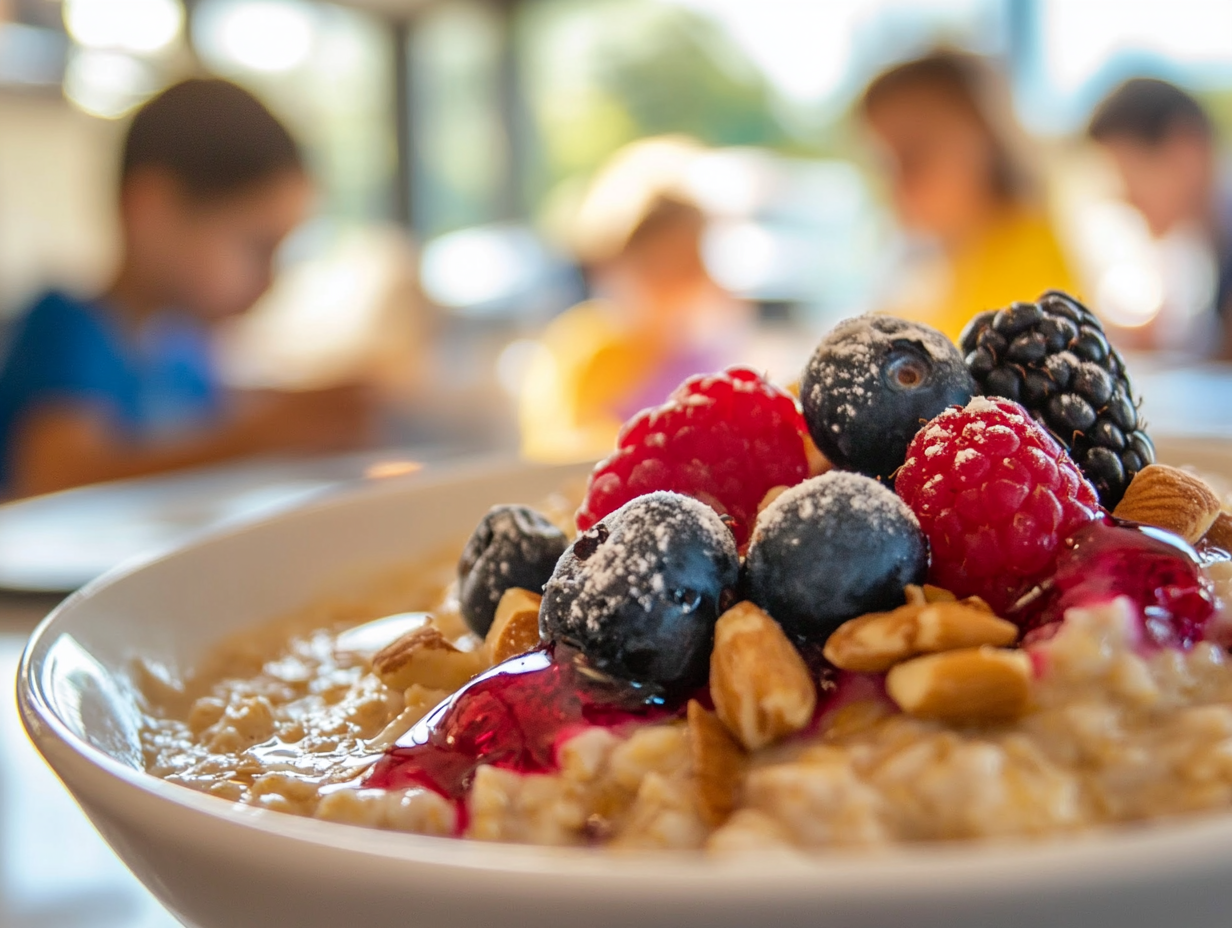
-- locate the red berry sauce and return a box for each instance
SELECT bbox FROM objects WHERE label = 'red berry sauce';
[1012,517,1217,649]
[800,645,895,729]
[363,645,679,814]
[814,667,892,727]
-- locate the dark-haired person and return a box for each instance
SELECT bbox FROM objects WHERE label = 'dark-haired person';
[1089,78,1232,358]
[860,51,1076,339]
[0,79,371,497]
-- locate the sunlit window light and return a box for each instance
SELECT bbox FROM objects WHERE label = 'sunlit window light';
[703,220,780,294]
[685,150,775,218]
[194,0,315,74]
[665,0,864,104]
[497,339,548,398]
[1043,0,1232,93]
[63,0,184,56]
[421,226,544,311]
[63,47,157,119]
[1097,263,1164,329]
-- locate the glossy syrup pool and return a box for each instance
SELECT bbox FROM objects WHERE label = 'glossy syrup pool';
[1014,517,1217,647]
[363,644,679,812]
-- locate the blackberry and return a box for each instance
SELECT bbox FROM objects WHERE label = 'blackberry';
[960,291,1154,508]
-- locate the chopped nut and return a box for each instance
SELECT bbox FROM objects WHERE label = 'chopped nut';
[905,583,959,606]
[710,602,817,751]
[885,646,1032,724]
[914,602,1017,652]
[1113,464,1222,544]
[824,606,914,673]
[687,700,745,827]
[1204,511,1232,552]
[485,588,543,663]
[824,601,1017,673]
[905,583,990,610]
[924,584,960,603]
[757,485,790,515]
[961,595,994,615]
[817,699,893,740]
[366,684,451,750]
[803,433,830,478]
[372,625,487,691]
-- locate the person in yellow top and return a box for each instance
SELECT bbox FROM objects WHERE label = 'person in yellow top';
[859,51,1076,340]
[520,138,751,462]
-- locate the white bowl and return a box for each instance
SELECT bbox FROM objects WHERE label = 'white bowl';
[17,443,1232,928]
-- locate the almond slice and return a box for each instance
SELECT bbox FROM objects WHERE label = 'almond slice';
[372,625,487,691]
[905,583,960,606]
[687,700,745,827]
[1112,464,1222,544]
[823,602,1017,673]
[757,485,791,516]
[1204,511,1232,552]
[485,587,543,664]
[885,646,1032,724]
[924,584,960,604]
[710,602,817,751]
[802,433,831,478]
[914,602,1017,651]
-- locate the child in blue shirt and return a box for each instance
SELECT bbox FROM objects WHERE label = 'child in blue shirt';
[0,79,369,497]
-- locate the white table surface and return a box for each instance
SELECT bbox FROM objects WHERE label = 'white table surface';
[1,594,180,928]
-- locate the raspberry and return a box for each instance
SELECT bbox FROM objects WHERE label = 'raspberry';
[577,367,808,547]
[895,396,1101,614]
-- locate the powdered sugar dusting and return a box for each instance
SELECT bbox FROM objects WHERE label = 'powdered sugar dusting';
[800,313,974,480]
[964,395,1004,415]
[902,396,1031,472]
[755,471,921,542]
[471,510,556,604]
[803,313,965,428]
[543,492,738,638]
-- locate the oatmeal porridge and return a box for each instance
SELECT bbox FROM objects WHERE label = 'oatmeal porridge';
[141,294,1232,853]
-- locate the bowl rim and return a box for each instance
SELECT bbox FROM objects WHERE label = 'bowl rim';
[18,449,1232,901]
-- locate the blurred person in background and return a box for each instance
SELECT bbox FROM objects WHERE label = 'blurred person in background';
[1088,78,1232,359]
[0,78,372,498]
[861,51,1076,339]
[520,137,751,462]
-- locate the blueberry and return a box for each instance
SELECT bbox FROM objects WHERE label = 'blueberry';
[540,492,739,692]
[458,505,568,637]
[744,472,928,646]
[801,314,976,482]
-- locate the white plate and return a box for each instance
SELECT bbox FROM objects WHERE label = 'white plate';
[16,441,1232,928]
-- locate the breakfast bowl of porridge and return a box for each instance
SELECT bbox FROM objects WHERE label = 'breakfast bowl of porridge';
[18,292,1232,928]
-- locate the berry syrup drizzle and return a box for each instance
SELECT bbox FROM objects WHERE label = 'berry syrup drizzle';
[363,643,681,827]
[1012,516,1217,649]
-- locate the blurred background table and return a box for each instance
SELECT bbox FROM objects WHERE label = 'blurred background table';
[1133,359,1232,439]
